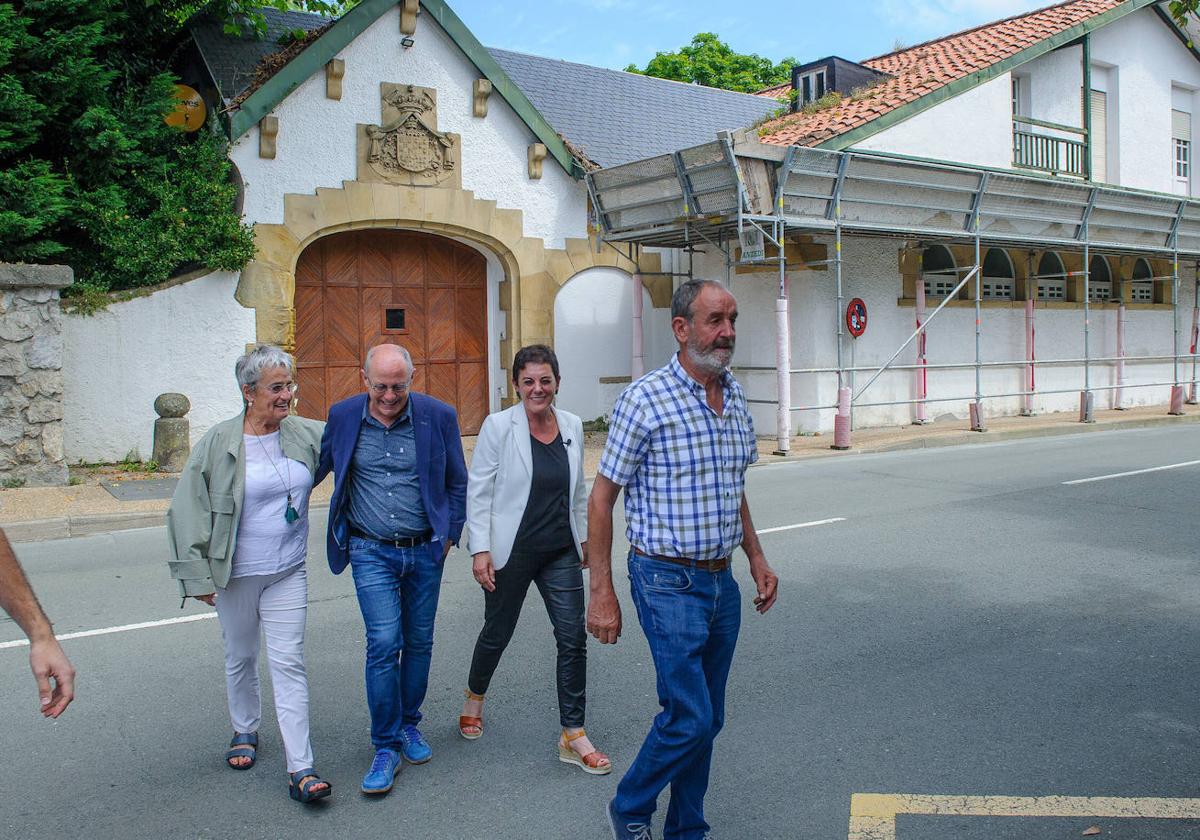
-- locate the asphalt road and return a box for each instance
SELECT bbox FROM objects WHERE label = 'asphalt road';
[4,425,1200,840]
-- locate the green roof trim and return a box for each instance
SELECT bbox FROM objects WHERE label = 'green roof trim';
[817,0,1160,152]
[228,0,580,178]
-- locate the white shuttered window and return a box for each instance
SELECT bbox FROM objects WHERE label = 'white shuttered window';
[1090,89,1107,183]
[1173,108,1191,196]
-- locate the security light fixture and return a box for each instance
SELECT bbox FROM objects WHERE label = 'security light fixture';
[401,36,415,49]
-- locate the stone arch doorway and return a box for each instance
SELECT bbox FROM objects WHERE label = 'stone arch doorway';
[293,229,488,433]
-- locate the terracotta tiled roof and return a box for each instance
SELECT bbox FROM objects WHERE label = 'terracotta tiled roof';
[757,0,1124,148]
[754,83,792,99]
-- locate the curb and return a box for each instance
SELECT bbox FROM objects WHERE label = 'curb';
[4,412,1198,543]
[754,411,1200,466]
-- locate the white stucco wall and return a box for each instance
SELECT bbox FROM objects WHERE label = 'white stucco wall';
[63,272,255,462]
[1090,7,1200,194]
[552,267,671,422]
[855,74,1014,169]
[229,5,586,248]
[688,241,1193,436]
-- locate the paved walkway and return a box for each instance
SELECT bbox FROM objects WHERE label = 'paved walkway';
[2,404,1194,542]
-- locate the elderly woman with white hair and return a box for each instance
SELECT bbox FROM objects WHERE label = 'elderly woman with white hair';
[167,344,331,803]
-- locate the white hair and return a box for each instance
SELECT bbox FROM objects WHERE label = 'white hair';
[235,344,294,391]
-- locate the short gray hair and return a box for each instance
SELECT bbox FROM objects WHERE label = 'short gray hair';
[364,343,414,381]
[671,279,725,321]
[236,344,295,391]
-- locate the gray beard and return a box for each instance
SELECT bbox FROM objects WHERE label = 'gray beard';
[686,342,734,375]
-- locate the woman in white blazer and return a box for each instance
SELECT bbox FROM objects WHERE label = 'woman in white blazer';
[460,345,611,775]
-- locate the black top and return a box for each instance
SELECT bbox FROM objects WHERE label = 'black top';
[512,432,575,555]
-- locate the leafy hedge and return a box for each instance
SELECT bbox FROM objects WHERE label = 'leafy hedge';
[0,0,255,296]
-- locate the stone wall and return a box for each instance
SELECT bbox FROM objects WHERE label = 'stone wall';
[0,264,70,485]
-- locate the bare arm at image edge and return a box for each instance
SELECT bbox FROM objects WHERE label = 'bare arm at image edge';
[0,529,75,717]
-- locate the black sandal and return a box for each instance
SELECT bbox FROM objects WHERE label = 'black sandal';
[288,767,332,803]
[225,732,258,770]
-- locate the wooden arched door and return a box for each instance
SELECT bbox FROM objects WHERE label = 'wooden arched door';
[293,230,488,434]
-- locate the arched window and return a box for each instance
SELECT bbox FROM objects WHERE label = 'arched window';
[1036,252,1067,300]
[981,248,1014,300]
[921,244,958,298]
[1088,255,1112,302]
[1131,257,1153,302]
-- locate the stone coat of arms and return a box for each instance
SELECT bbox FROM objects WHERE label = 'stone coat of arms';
[357,83,461,188]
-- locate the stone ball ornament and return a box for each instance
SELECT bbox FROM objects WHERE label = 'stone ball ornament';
[154,393,190,418]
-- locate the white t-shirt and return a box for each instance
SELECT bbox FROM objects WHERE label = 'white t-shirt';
[232,430,314,578]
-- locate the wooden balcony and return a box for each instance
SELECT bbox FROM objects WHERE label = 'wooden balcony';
[1012,115,1087,179]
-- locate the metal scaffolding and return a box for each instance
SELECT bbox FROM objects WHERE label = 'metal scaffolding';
[586,138,1200,450]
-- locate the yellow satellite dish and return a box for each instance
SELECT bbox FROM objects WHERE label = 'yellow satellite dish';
[165,84,206,132]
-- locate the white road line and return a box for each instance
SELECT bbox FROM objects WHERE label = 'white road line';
[0,612,217,650]
[1062,459,1200,485]
[756,517,846,534]
[0,520,848,649]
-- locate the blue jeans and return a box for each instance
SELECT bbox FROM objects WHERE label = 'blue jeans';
[349,536,445,751]
[613,551,741,840]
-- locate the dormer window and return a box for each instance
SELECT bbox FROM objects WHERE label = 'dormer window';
[799,68,827,105]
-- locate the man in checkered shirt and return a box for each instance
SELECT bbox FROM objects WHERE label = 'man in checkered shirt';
[588,279,779,840]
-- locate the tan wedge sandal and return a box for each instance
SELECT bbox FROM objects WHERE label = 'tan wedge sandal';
[558,728,612,775]
[459,689,484,740]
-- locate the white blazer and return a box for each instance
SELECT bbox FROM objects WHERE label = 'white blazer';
[466,403,587,571]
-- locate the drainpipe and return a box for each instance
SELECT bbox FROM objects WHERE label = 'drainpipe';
[631,271,645,380]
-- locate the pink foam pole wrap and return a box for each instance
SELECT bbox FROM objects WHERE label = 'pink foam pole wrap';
[833,386,851,450]
[1114,303,1126,409]
[914,282,928,424]
[1023,298,1035,415]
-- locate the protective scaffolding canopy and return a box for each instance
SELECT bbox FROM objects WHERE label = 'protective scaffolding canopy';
[588,141,1200,255]
[586,138,1200,451]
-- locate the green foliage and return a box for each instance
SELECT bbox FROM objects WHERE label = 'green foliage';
[1,0,255,292]
[800,91,843,115]
[624,33,796,93]
[1,477,26,489]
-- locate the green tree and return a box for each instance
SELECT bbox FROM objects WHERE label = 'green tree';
[624,33,797,93]
[1,0,255,293]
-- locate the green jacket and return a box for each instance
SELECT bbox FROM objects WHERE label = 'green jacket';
[166,412,325,597]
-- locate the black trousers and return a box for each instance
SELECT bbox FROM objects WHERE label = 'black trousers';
[467,545,586,728]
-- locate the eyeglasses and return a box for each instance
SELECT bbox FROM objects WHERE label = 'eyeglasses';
[367,381,410,395]
[262,382,299,395]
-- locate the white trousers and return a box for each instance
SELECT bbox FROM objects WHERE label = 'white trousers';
[215,563,314,773]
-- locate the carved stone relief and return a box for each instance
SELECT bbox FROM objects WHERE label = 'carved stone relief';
[357,83,461,189]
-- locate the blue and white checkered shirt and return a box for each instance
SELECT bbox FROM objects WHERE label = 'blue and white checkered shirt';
[598,353,757,561]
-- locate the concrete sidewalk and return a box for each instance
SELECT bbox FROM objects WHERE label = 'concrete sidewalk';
[2,404,1195,542]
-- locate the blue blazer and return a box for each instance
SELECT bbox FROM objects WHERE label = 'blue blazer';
[316,392,468,575]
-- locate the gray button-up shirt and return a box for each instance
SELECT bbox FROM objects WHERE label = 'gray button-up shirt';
[346,399,430,540]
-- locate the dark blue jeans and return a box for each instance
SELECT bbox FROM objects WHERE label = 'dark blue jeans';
[613,551,741,840]
[349,536,445,751]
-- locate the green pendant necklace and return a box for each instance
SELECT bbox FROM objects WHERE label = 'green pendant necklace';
[249,417,299,524]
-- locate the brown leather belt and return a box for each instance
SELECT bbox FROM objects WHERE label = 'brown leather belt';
[637,551,730,572]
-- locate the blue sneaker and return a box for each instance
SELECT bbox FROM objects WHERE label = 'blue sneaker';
[360,748,402,795]
[607,799,653,840]
[399,724,432,764]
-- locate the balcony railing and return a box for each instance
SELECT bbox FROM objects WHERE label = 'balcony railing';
[1012,115,1087,179]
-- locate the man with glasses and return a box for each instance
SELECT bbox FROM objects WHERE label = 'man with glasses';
[316,343,468,796]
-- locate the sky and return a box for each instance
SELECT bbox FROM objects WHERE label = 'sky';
[449,0,1053,70]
